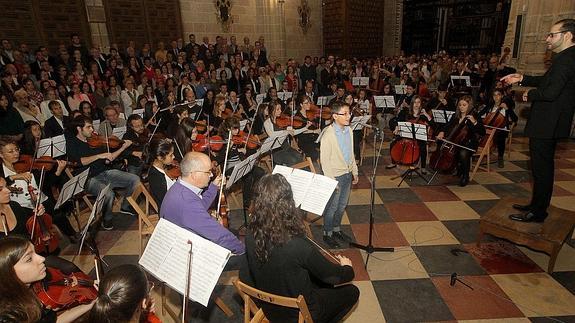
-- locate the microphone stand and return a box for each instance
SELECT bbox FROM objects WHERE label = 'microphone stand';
[349,126,394,268]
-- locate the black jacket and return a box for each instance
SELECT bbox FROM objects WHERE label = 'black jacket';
[522,46,575,139]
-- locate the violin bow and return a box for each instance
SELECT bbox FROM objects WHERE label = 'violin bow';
[104,126,110,154]
[1,213,7,235]
[243,118,255,150]
[174,139,185,161]
[182,240,193,323]
[146,117,162,146]
[216,130,232,216]
[305,235,340,263]
[29,167,46,241]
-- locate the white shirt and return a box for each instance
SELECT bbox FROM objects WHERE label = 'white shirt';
[3,165,47,209]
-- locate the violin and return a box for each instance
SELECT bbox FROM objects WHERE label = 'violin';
[306,104,332,120]
[165,161,182,180]
[32,267,97,310]
[87,133,124,149]
[192,134,225,152]
[13,155,77,173]
[26,171,59,254]
[232,131,261,149]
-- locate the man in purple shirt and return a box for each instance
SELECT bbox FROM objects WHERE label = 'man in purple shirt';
[160,151,245,255]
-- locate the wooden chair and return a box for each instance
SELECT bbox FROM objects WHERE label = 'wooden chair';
[506,123,516,159]
[125,182,160,256]
[470,128,496,181]
[233,278,314,323]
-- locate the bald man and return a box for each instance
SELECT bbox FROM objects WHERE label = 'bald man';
[160,151,244,254]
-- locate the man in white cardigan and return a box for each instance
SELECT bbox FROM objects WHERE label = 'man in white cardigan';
[320,101,359,248]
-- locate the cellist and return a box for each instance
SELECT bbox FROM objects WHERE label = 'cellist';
[478,88,518,168]
[435,95,486,187]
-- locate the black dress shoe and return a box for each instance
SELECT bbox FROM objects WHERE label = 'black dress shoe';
[323,235,340,248]
[459,176,469,187]
[512,203,531,212]
[509,212,548,223]
[332,231,352,242]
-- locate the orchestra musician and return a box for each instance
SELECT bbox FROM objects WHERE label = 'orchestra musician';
[173,118,198,160]
[0,235,94,323]
[242,174,359,322]
[320,101,359,248]
[98,106,126,136]
[165,105,189,139]
[145,138,177,206]
[435,95,485,187]
[122,114,147,175]
[264,100,305,166]
[88,264,158,323]
[66,115,140,230]
[293,95,320,162]
[478,88,518,168]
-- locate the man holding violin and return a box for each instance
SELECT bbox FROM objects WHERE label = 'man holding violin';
[66,115,140,230]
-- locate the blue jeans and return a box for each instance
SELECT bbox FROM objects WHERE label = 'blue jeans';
[86,169,140,221]
[323,172,352,235]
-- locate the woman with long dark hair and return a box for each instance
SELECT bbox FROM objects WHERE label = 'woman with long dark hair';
[173,118,197,161]
[145,138,177,206]
[0,235,93,322]
[243,174,359,323]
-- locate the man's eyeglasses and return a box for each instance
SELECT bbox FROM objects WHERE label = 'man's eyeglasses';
[546,31,565,38]
[335,112,351,116]
[195,170,213,177]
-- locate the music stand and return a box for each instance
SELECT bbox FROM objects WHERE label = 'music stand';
[132,109,145,118]
[394,85,407,95]
[112,126,127,139]
[277,91,293,102]
[55,169,89,210]
[350,115,372,131]
[77,184,111,256]
[259,131,289,168]
[450,75,471,88]
[431,109,455,124]
[256,94,266,106]
[374,95,396,127]
[352,77,369,87]
[36,135,67,158]
[393,122,429,186]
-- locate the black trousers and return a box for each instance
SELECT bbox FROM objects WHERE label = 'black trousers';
[529,137,556,215]
[353,129,363,161]
[458,149,474,179]
[495,130,508,158]
[309,285,360,323]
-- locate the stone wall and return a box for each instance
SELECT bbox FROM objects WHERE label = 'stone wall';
[179,0,323,64]
[502,0,575,75]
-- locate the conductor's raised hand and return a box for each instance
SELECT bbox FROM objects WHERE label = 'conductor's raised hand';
[500,73,523,85]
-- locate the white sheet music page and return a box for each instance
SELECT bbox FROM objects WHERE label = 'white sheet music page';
[139,219,231,307]
[286,168,314,207]
[300,174,338,215]
[272,164,293,178]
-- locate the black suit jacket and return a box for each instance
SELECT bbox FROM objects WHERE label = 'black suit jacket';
[522,46,575,139]
[44,116,69,138]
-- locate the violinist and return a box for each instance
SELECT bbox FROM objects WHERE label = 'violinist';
[435,95,485,187]
[173,118,198,160]
[239,87,257,119]
[143,101,161,133]
[215,117,266,210]
[0,176,46,237]
[98,106,126,136]
[88,264,158,323]
[293,95,321,161]
[146,138,177,206]
[225,90,247,119]
[122,114,147,175]
[0,235,94,322]
[209,94,227,133]
[395,81,416,113]
[165,105,189,139]
[0,140,77,243]
[426,84,453,112]
[160,151,245,256]
[242,174,359,323]
[66,115,140,230]
[182,88,202,121]
[264,100,304,166]
[44,101,70,138]
[328,84,346,106]
[479,88,518,168]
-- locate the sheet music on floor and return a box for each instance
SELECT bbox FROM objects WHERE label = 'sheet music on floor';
[431,109,455,124]
[139,219,231,307]
[36,135,66,158]
[112,126,127,139]
[350,115,372,130]
[272,165,338,215]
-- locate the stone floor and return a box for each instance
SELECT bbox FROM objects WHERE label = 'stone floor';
[59,135,575,323]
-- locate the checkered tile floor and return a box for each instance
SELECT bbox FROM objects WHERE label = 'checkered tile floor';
[59,136,575,323]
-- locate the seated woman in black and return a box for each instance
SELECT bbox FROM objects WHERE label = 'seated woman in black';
[478,88,518,168]
[436,95,486,187]
[293,95,320,162]
[88,264,157,323]
[0,235,93,323]
[242,174,359,323]
[146,138,177,207]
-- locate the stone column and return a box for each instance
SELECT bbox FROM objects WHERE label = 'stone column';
[84,0,110,52]
[383,0,403,57]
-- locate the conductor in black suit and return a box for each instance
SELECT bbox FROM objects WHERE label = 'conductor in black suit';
[502,19,575,223]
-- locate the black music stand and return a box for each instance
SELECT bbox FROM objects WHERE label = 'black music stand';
[392,122,429,186]
[349,125,394,267]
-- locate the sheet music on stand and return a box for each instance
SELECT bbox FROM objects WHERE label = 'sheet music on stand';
[394,85,407,95]
[259,130,289,156]
[350,115,372,130]
[373,95,396,109]
[277,91,293,101]
[256,94,266,105]
[352,77,369,86]
[132,109,145,118]
[195,99,204,106]
[92,120,101,134]
[36,135,66,158]
[226,152,260,190]
[272,165,338,215]
[55,168,89,210]
[431,109,455,124]
[119,112,126,120]
[450,75,471,87]
[239,119,249,131]
[112,126,127,139]
[139,218,231,307]
[397,121,428,141]
[77,184,111,255]
[317,95,335,106]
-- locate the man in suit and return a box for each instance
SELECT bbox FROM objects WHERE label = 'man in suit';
[44,100,69,138]
[160,151,245,255]
[503,19,575,223]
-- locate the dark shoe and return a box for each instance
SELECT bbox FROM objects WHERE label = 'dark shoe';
[101,219,114,230]
[323,235,340,248]
[386,163,397,169]
[119,205,136,216]
[498,158,504,168]
[421,168,427,175]
[459,175,469,187]
[512,203,531,212]
[332,231,352,242]
[509,212,548,223]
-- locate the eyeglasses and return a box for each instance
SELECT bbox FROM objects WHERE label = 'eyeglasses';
[546,31,565,38]
[194,170,213,177]
[335,112,351,116]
